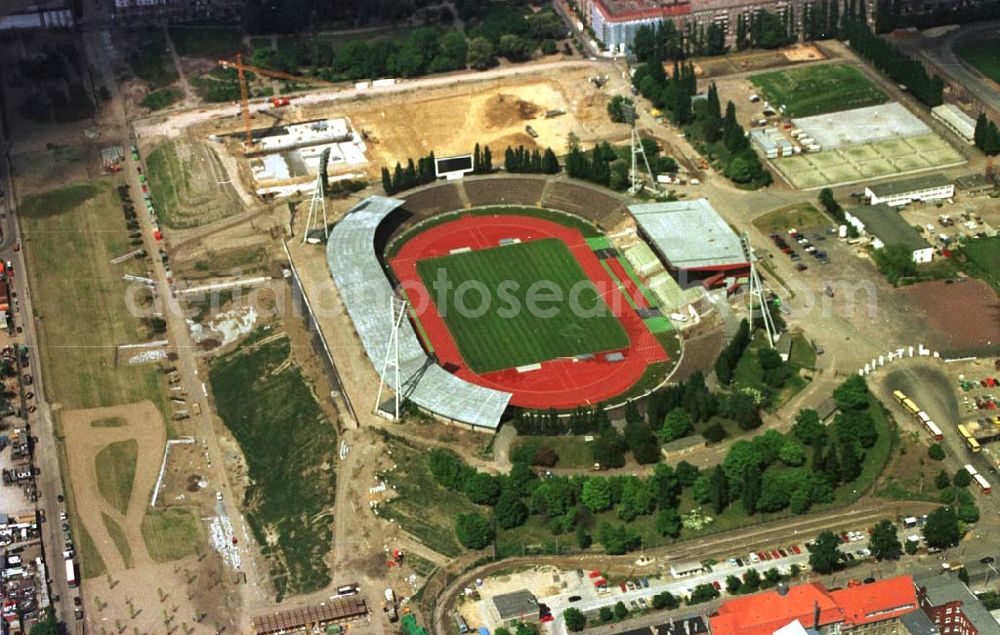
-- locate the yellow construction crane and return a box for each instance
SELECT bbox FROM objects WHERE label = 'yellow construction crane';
[218,53,340,151]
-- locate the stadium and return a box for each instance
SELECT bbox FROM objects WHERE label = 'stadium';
[326,177,744,431]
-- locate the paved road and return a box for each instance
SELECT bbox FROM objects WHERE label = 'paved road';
[899,21,1000,119]
[0,120,75,624]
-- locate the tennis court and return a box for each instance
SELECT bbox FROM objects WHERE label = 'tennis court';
[773,133,965,190]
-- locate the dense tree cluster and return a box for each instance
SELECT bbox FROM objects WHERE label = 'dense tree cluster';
[381,152,437,195]
[242,3,566,81]
[818,188,845,224]
[504,146,560,174]
[841,2,943,108]
[563,139,676,191]
[872,244,918,285]
[975,114,1000,156]
[606,95,634,124]
[715,319,751,385]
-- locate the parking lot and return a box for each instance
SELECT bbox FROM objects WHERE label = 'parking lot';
[751,211,948,370]
[460,520,930,635]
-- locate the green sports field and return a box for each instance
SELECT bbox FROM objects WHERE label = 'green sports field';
[750,64,888,118]
[417,238,629,373]
[956,39,1000,83]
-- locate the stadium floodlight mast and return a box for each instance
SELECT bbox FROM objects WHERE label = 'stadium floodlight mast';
[375,294,407,421]
[302,148,330,244]
[622,103,657,195]
[741,232,777,348]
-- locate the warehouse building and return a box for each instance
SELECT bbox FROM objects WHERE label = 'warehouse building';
[629,199,749,290]
[845,203,934,264]
[865,174,954,207]
[931,104,977,145]
[491,590,540,626]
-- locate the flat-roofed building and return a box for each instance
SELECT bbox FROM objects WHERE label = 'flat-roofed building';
[916,573,1000,635]
[865,174,954,207]
[931,104,977,145]
[629,199,749,289]
[492,590,539,626]
[845,203,934,264]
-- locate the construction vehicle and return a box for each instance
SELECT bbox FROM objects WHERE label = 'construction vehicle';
[525,125,539,139]
[218,54,339,153]
[270,97,291,107]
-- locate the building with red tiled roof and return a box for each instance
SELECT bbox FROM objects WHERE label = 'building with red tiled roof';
[710,576,919,635]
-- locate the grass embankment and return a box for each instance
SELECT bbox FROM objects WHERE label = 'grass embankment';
[209,333,337,601]
[19,182,170,415]
[750,64,888,118]
[95,440,138,515]
[417,238,629,373]
[956,40,1000,83]
[142,508,203,562]
[101,512,133,568]
[379,436,481,558]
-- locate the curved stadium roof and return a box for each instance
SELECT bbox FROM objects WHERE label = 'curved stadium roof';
[326,196,511,429]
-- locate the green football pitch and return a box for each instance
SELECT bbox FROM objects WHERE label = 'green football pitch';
[416,238,629,373]
[750,64,888,118]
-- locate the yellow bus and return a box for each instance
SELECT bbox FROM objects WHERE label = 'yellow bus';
[902,398,920,415]
[966,437,981,453]
[892,390,907,404]
[958,424,971,439]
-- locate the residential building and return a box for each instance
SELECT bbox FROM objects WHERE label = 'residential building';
[492,590,540,626]
[864,175,955,207]
[709,575,920,635]
[916,574,1000,635]
[111,0,240,23]
[931,104,977,145]
[629,199,750,289]
[845,203,934,264]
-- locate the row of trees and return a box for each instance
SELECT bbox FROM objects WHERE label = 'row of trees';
[504,146,560,174]
[563,139,676,192]
[841,2,944,108]
[380,152,437,195]
[715,319,752,385]
[974,114,1000,156]
[632,60,698,127]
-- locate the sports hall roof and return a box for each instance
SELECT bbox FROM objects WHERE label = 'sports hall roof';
[327,197,511,429]
[629,199,748,270]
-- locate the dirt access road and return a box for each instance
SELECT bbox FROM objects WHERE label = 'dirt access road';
[133,59,613,141]
[86,29,266,630]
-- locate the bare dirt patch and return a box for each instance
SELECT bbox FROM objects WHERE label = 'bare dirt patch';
[62,402,233,633]
[903,279,1000,353]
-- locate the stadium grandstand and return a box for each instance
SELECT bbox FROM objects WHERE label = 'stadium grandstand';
[326,196,512,430]
[629,199,749,290]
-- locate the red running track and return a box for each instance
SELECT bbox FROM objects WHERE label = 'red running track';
[605,257,651,310]
[389,214,668,409]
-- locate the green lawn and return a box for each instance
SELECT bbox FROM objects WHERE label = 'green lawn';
[140,87,183,111]
[101,512,133,568]
[168,26,244,59]
[956,39,1000,83]
[379,437,481,558]
[512,436,597,469]
[752,204,833,234]
[19,182,170,418]
[416,238,629,373]
[209,333,337,601]
[95,440,138,515]
[127,27,179,90]
[141,508,203,562]
[960,236,1000,292]
[750,64,888,118]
